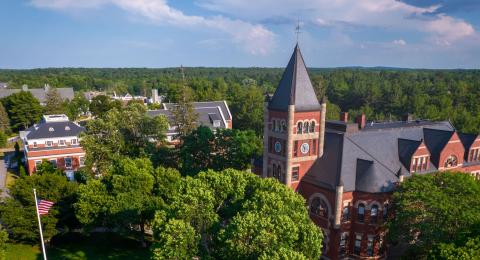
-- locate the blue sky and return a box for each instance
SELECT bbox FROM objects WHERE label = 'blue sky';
[0,0,479,69]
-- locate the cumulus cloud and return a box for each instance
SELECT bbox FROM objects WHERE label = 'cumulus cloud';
[197,0,476,45]
[393,39,407,45]
[30,0,275,55]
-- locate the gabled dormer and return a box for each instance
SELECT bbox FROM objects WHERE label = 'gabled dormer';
[459,133,480,163]
[424,128,465,170]
[398,138,431,173]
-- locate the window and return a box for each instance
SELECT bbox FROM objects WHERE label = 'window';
[281,120,286,132]
[358,203,365,223]
[412,156,428,172]
[49,159,57,168]
[367,236,374,256]
[213,120,221,127]
[444,155,458,168]
[292,166,299,181]
[470,148,480,162]
[272,120,276,132]
[71,139,77,145]
[339,232,348,255]
[46,141,53,147]
[342,206,350,222]
[274,120,279,132]
[35,160,42,171]
[370,205,378,224]
[65,157,72,169]
[297,122,302,134]
[59,140,66,146]
[310,121,315,133]
[383,203,389,221]
[312,139,317,155]
[303,121,309,134]
[33,142,37,148]
[310,197,329,218]
[79,156,85,167]
[354,234,362,255]
[294,141,298,157]
[272,164,282,182]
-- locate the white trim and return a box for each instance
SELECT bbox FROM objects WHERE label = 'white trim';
[223,100,232,120]
[216,106,228,128]
[27,152,85,160]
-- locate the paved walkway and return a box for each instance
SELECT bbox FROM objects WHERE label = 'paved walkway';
[0,158,8,198]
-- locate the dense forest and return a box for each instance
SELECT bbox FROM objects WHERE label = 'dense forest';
[1,68,480,134]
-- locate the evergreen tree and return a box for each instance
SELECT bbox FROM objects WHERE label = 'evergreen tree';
[171,68,198,139]
[44,87,66,114]
[1,91,42,130]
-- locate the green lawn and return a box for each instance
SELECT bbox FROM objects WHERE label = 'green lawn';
[6,233,152,260]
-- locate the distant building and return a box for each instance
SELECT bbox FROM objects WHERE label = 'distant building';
[21,115,86,179]
[147,101,232,142]
[0,84,74,104]
[0,82,7,89]
[83,91,107,102]
[253,44,480,259]
[112,92,147,104]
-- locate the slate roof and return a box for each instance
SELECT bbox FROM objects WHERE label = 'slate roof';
[423,128,454,167]
[147,101,231,134]
[25,121,85,139]
[268,44,321,112]
[397,138,422,170]
[459,133,477,151]
[302,120,455,193]
[0,88,74,103]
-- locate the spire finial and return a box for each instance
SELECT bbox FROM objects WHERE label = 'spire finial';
[295,19,301,43]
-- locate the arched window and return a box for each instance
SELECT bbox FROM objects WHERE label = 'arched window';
[272,120,276,132]
[370,205,378,224]
[358,203,365,223]
[383,203,388,221]
[444,155,458,168]
[310,121,315,133]
[297,122,303,134]
[310,197,329,218]
[342,206,350,222]
[303,121,309,134]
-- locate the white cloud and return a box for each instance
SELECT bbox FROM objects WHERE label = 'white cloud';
[30,0,275,55]
[392,39,406,45]
[197,0,476,45]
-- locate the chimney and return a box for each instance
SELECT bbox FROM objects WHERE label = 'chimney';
[340,112,349,123]
[402,113,414,122]
[318,95,327,158]
[355,113,366,129]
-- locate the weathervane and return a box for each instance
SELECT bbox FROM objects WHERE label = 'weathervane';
[295,18,301,43]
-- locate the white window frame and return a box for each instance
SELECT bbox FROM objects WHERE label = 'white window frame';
[79,156,85,167]
[71,139,77,145]
[64,157,72,169]
[49,159,57,168]
[59,140,66,146]
[46,141,53,147]
[33,142,38,148]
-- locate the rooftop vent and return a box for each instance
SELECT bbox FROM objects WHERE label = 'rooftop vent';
[49,127,54,132]
[65,126,70,131]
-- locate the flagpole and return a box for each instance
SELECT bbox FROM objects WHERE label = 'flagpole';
[33,188,48,260]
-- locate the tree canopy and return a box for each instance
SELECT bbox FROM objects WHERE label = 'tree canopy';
[44,87,66,115]
[1,91,42,130]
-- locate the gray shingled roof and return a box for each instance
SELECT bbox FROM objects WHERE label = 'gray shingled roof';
[163,101,232,121]
[0,88,74,103]
[25,121,85,139]
[398,138,422,170]
[302,120,455,193]
[423,128,454,167]
[268,44,321,112]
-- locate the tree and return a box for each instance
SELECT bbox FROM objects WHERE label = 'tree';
[81,103,168,174]
[151,169,323,259]
[171,86,198,139]
[429,237,480,260]
[44,87,66,115]
[179,126,214,175]
[0,167,78,243]
[0,131,7,148]
[229,85,264,135]
[0,102,10,134]
[1,91,42,130]
[389,172,480,257]
[75,158,181,246]
[66,93,89,120]
[89,95,121,118]
[0,227,7,260]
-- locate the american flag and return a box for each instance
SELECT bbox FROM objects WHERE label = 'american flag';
[37,199,54,215]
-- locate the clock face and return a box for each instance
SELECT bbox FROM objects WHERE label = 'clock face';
[300,143,310,154]
[274,141,282,153]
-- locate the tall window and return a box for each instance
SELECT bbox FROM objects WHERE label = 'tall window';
[339,232,348,255]
[281,120,286,132]
[291,166,299,181]
[354,234,362,255]
[383,203,389,221]
[294,141,298,157]
[342,205,350,222]
[312,139,317,155]
[358,204,365,223]
[79,156,85,167]
[297,122,303,134]
[367,236,374,256]
[71,138,77,145]
[310,121,315,133]
[444,155,458,168]
[470,148,480,162]
[370,205,378,224]
[49,159,57,168]
[65,157,72,169]
[303,121,309,134]
[310,197,329,218]
[412,156,428,172]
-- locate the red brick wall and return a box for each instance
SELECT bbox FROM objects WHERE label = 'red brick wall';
[438,132,465,170]
[27,154,85,175]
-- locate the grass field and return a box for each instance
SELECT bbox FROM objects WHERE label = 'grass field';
[6,233,152,260]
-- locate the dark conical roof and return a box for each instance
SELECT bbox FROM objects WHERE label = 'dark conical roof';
[268,44,321,112]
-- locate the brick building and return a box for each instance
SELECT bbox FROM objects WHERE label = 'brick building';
[254,44,480,259]
[22,114,86,179]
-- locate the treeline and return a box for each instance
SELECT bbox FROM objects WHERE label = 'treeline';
[1,68,480,133]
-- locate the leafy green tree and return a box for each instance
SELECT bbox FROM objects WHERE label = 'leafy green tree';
[389,172,480,257]
[429,237,480,260]
[0,227,7,260]
[44,87,66,114]
[151,169,323,259]
[171,86,198,139]
[0,168,78,243]
[229,85,264,135]
[1,91,42,130]
[0,102,10,134]
[179,126,214,175]
[0,131,7,148]
[66,93,89,120]
[75,158,181,246]
[89,95,121,118]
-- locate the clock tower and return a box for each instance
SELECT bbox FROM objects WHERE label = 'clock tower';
[262,44,326,190]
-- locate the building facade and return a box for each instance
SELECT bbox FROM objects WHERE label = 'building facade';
[22,114,86,179]
[254,45,480,259]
